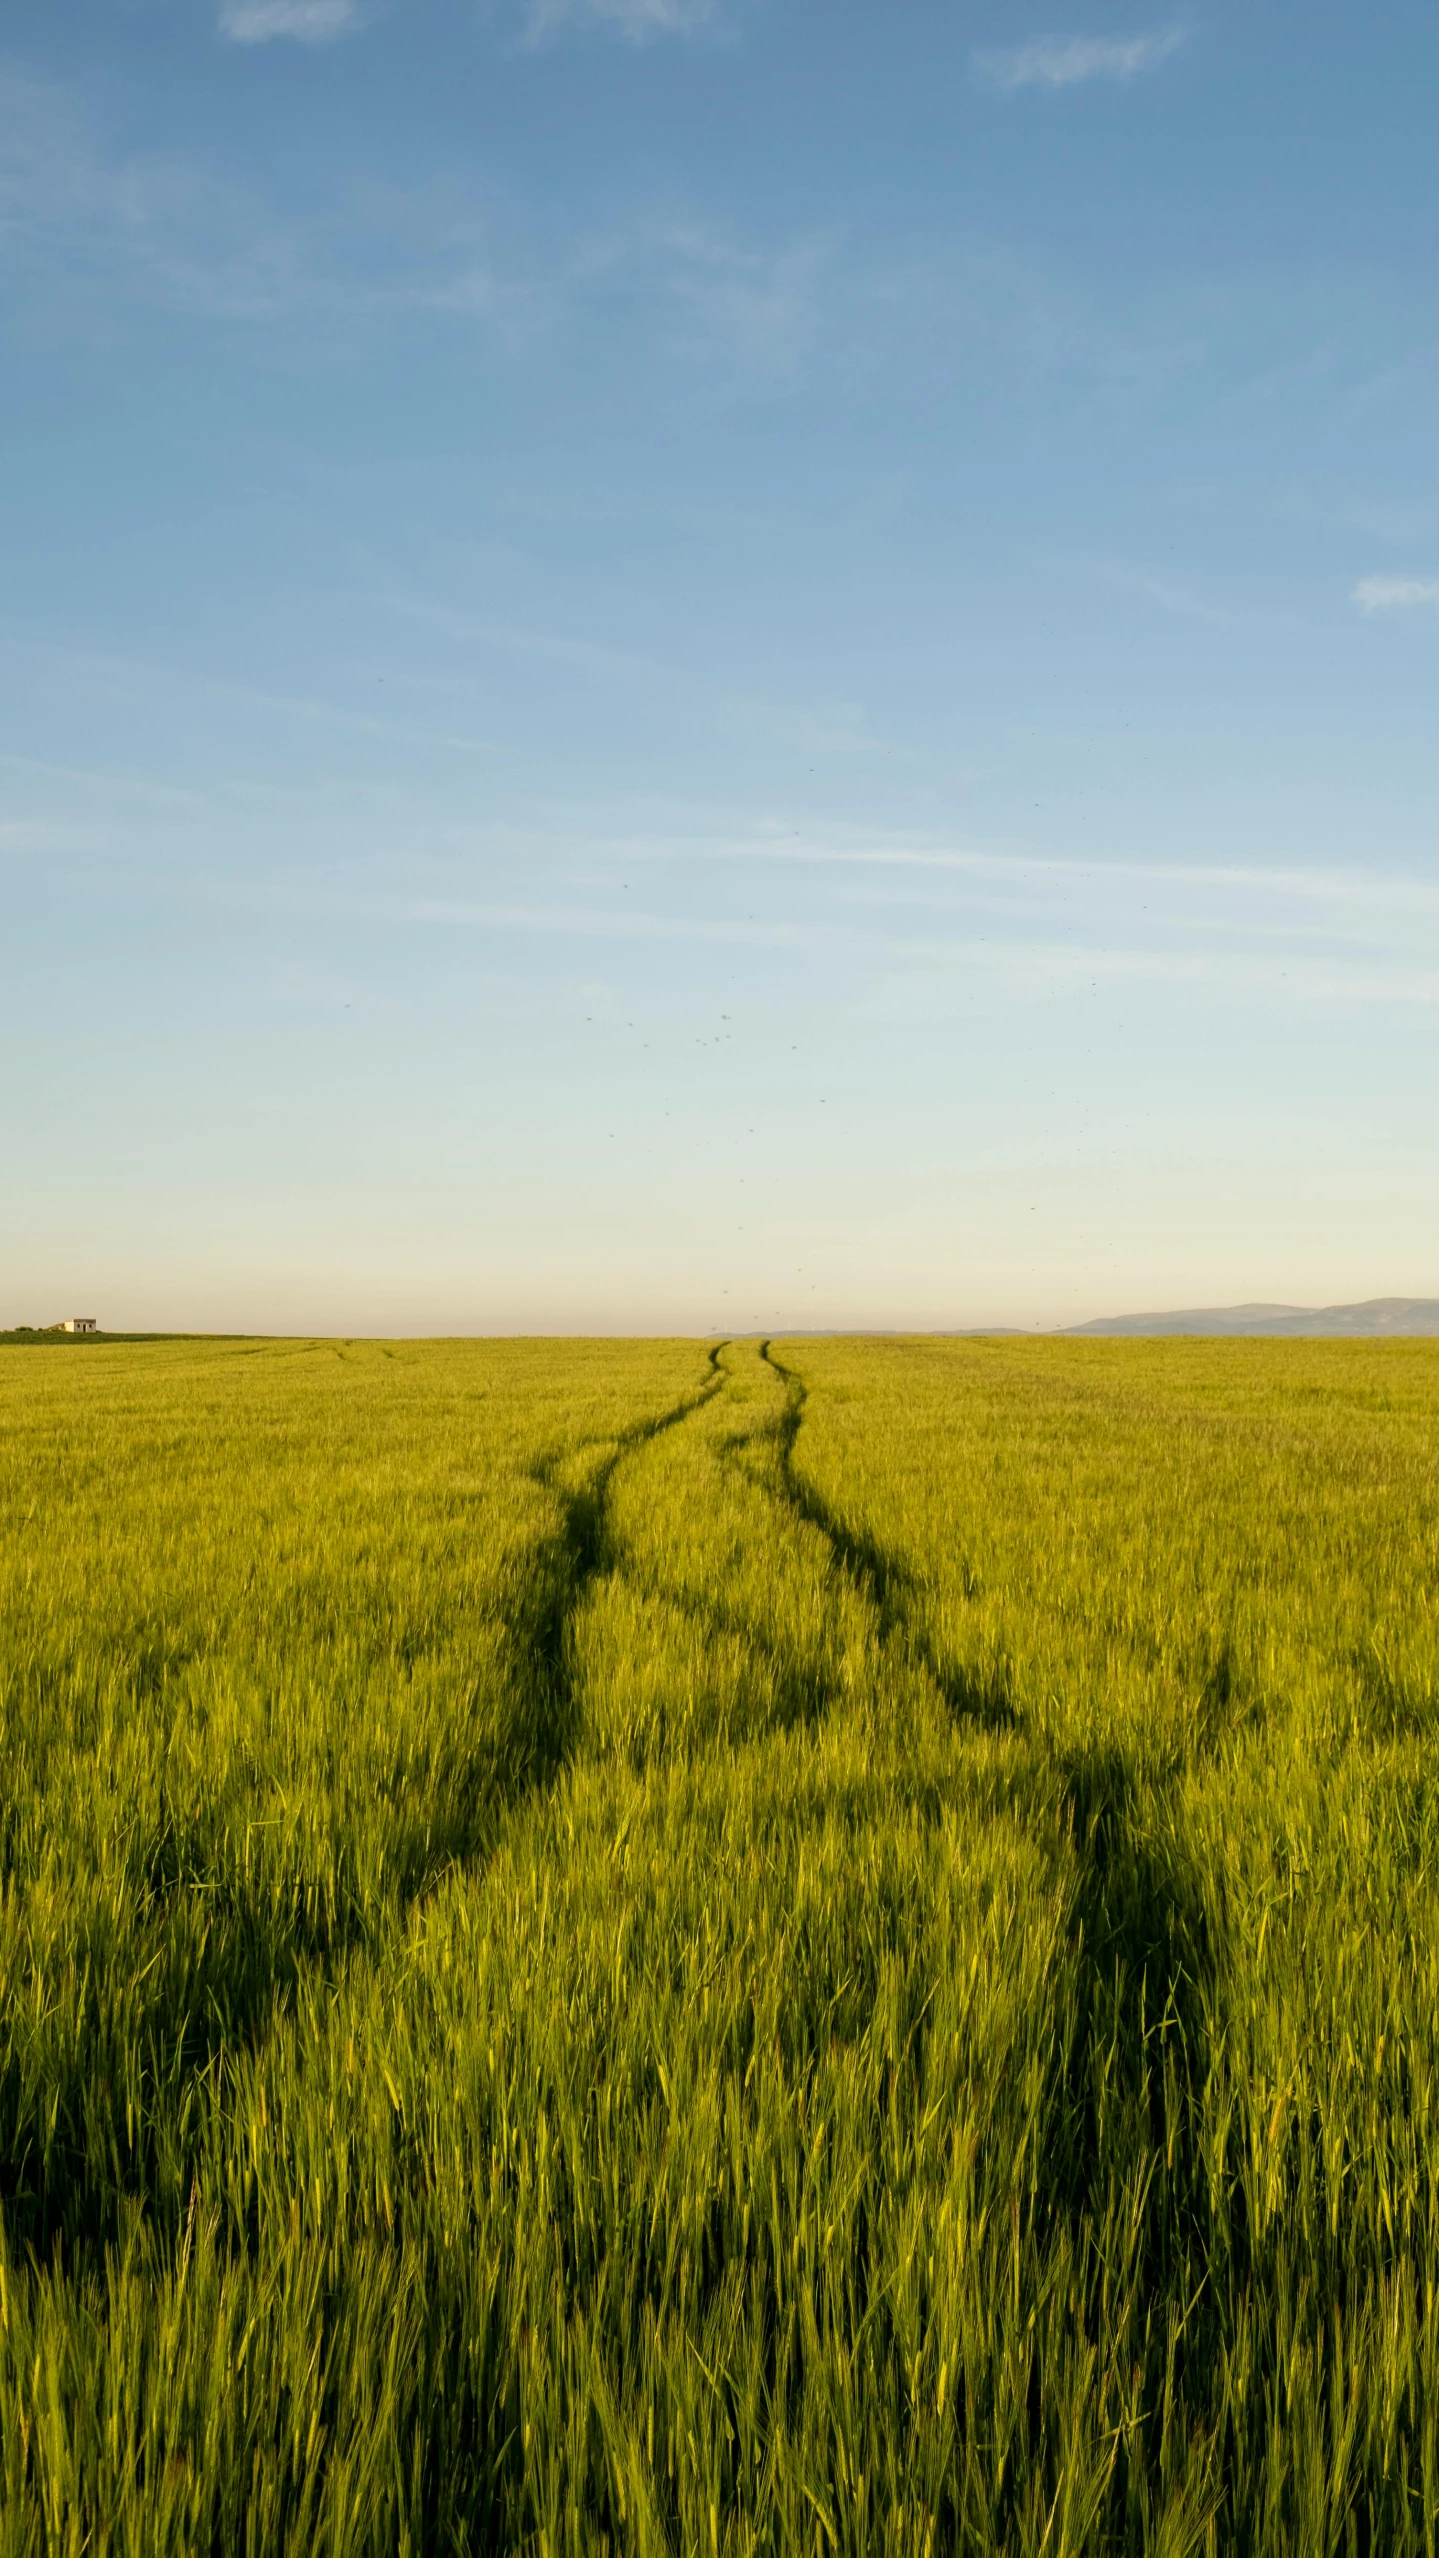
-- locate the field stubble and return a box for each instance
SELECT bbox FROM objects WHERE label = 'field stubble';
[1,1330,1438,2553]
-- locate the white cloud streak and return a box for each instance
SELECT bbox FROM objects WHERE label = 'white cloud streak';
[523,0,718,43]
[5,66,1430,468]
[0,73,518,326]
[406,899,813,948]
[977,25,1186,92]
[1352,575,1439,614]
[379,895,1439,1008]
[721,836,1439,918]
[219,0,360,41]
[0,77,833,360]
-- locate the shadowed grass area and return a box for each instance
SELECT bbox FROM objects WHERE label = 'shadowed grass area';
[2,1332,1439,2549]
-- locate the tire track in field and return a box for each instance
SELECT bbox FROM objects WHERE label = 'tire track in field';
[757,1340,1015,1731]
[758,1333,1223,2487]
[515,1342,730,1783]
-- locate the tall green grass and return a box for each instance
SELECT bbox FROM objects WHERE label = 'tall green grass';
[2,1331,1437,2550]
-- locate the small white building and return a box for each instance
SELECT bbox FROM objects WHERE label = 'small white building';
[53,1317,98,1334]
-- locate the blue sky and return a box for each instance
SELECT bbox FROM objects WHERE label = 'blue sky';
[4,0,1437,1332]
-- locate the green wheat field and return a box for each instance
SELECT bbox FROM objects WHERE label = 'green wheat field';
[3,1330,1439,2554]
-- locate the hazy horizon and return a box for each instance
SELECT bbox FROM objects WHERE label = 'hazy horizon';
[11,1294,1439,1341]
[5,1,1438,1327]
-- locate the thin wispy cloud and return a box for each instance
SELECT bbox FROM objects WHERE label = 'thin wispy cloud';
[977,25,1186,93]
[1094,558,1232,624]
[523,0,719,44]
[406,899,813,949]
[386,897,1439,1008]
[1352,574,1439,614]
[5,68,1423,456]
[0,74,826,366]
[715,834,1439,920]
[0,73,518,327]
[219,0,360,40]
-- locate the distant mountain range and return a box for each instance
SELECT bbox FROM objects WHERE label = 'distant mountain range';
[1065,1297,1439,1339]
